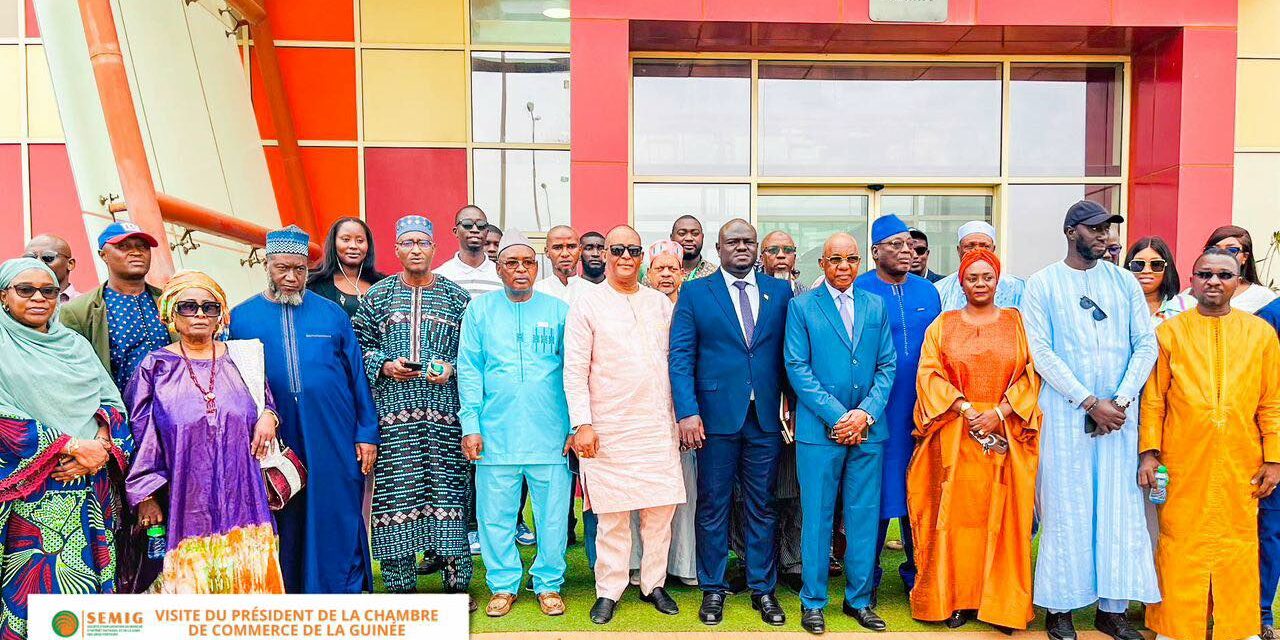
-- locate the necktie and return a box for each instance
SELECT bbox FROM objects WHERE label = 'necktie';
[734,280,755,346]
[837,292,854,339]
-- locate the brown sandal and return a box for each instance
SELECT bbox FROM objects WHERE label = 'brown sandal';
[486,593,517,617]
[537,592,565,616]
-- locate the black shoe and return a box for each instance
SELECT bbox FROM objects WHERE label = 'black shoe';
[567,529,578,545]
[828,556,843,576]
[843,601,887,631]
[801,608,826,635]
[699,592,725,625]
[944,610,970,629]
[992,624,1015,636]
[780,572,804,594]
[751,593,786,626]
[1265,625,1278,640]
[1045,611,1077,640]
[417,554,444,576]
[589,597,617,625]
[639,587,679,615]
[726,572,749,595]
[1095,610,1142,640]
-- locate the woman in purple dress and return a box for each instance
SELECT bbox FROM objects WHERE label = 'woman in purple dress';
[124,271,284,594]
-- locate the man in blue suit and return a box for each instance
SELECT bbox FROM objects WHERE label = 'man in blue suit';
[785,232,897,635]
[670,219,793,627]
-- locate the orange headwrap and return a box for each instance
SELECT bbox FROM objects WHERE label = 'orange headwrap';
[959,248,1001,280]
[158,270,230,327]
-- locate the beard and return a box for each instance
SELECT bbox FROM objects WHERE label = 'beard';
[267,281,304,306]
[1074,234,1107,261]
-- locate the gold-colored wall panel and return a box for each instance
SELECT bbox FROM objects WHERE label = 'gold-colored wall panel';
[1240,0,1280,58]
[1232,153,1280,255]
[362,49,466,143]
[1237,60,1280,149]
[360,0,465,45]
[0,46,19,137]
[26,46,62,139]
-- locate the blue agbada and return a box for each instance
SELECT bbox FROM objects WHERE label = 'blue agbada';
[229,292,380,594]
[854,271,941,517]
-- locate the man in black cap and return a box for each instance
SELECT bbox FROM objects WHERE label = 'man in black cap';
[907,229,944,283]
[1020,200,1158,640]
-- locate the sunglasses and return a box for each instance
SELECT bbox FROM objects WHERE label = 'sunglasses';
[763,245,797,256]
[1079,295,1108,322]
[1192,270,1238,281]
[22,250,70,264]
[456,219,487,231]
[912,246,929,256]
[824,255,861,266]
[174,300,223,318]
[7,284,59,299]
[608,244,643,258]
[1215,246,1243,255]
[1127,259,1167,273]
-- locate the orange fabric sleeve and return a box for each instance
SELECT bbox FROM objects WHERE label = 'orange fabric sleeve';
[914,318,964,438]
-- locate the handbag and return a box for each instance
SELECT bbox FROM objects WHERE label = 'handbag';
[225,339,308,510]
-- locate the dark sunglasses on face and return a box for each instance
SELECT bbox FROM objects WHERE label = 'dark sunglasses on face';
[1079,295,1108,321]
[456,219,487,231]
[22,251,69,264]
[7,284,59,299]
[824,255,861,266]
[1193,270,1238,281]
[912,246,929,256]
[608,244,643,258]
[174,300,223,318]
[763,245,797,256]
[1127,259,1167,273]
[1216,246,1243,255]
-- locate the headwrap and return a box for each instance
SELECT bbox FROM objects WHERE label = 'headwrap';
[265,224,310,256]
[157,270,229,327]
[0,258,123,438]
[497,229,534,258]
[959,248,1002,280]
[647,240,682,266]
[396,215,433,239]
[956,220,997,244]
[871,214,910,244]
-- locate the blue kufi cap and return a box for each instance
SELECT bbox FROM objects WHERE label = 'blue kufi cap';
[395,215,433,239]
[265,225,310,256]
[871,214,910,245]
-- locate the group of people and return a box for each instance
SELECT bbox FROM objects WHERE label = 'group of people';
[0,198,1276,640]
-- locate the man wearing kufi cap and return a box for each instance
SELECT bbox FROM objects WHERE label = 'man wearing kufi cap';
[353,214,477,601]
[457,229,574,617]
[932,220,1026,312]
[1022,200,1158,640]
[854,214,941,606]
[230,225,381,594]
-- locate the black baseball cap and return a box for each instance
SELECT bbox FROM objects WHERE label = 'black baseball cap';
[907,227,928,242]
[1063,200,1124,228]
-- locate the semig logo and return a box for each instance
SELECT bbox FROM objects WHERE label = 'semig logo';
[50,610,78,638]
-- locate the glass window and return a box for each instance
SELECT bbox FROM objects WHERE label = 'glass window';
[1004,184,1120,278]
[760,63,1001,177]
[472,149,570,233]
[470,0,569,46]
[879,194,992,275]
[633,60,751,177]
[757,195,871,287]
[1010,64,1123,177]
[471,52,569,144]
[632,184,750,261]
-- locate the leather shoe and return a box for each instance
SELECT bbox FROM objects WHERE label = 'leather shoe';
[944,610,970,629]
[589,597,617,625]
[801,608,826,635]
[843,601,887,631]
[751,593,785,626]
[779,572,803,594]
[698,592,725,625]
[1095,611,1143,640]
[1045,611,1076,640]
[639,587,679,615]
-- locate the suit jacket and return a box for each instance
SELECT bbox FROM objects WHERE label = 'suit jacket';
[669,269,793,436]
[60,282,164,374]
[784,283,897,447]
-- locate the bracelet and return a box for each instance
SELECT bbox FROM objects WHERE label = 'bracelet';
[65,438,79,455]
[994,406,1006,422]
[1083,398,1099,413]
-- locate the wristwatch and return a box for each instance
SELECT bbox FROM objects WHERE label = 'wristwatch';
[1114,395,1134,410]
[959,401,974,415]
[865,414,876,427]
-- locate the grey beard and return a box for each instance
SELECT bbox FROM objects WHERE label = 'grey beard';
[266,282,304,306]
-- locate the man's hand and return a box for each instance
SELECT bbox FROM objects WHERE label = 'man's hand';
[968,410,1002,436]
[356,443,378,475]
[1089,399,1127,435]
[136,497,164,527]
[1253,462,1280,499]
[461,435,484,462]
[51,456,93,483]
[833,409,869,446]
[678,416,706,450]
[382,358,421,382]
[573,425,600,458]
[425,362,454,385]
[1137,451,1161,489]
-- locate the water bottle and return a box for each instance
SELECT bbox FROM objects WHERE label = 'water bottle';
[1149,466,1169,505]
[146,525,167,560]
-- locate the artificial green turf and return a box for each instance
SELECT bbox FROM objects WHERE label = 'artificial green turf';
[374,501,1141,633]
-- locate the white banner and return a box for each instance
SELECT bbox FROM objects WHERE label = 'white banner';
[29,594,468,640]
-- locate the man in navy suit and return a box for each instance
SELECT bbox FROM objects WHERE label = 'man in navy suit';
[669,219,793,626]
[785,232,897,635]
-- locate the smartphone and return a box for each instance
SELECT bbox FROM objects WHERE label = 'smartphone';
[402,361,424,372]
[1085,414,1098,434]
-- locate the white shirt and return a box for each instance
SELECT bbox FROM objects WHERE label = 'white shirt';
[434,252,502,298]
[534,275,596,306]
[722,269,760,342]
[825,279,856,335]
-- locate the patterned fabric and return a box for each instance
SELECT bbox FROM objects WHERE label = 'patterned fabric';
[102,287,169,392]
[353,275,473,571]
[683,258,719,282]
[265,225,310,257]
[395,215,433,239]
[160,524,284,594]
[0,406,133,640]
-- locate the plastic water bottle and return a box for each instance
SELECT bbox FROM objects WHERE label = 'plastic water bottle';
[146,525,167,560]
[1149,466,1169,504]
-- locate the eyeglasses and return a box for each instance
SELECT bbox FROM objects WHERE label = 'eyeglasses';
[456,219,487,231]
[1106,246,1123,257]
[396,239,434,250]
[763,245,797,256]
[1216,246,1243,255]
[912,245,929,256]
[173,300,223,318]
[1127,259,1167,273]
[1192,270,1238,281]
[1079,295,1108,321]
[823,255,861,266]
[608,244,643,258]
[7,284,59,299]
[21,251,70,264]
[875,239,910,252]
[500,258,538,271]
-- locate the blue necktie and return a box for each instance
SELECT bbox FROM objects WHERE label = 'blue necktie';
[734,280,755,346]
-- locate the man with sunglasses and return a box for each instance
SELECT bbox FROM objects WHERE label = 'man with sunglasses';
[23,234,80,302]
[228,225,380,595]
[1138,247,1280,640]
[436,205,503,303]
[933,221,1026,312]
[61,222,168,394]
[1022,200,1159,640]
[906,229,944,283]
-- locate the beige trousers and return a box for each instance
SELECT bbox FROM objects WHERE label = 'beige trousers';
[595,504,676,600]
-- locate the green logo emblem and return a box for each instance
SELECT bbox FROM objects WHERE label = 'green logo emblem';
[51,610,79,637]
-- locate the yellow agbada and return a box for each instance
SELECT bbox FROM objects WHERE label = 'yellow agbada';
[1139,309,1280,640]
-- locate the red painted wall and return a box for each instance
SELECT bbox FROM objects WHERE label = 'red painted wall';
[29,145,96,293]
[363,148,469,274]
